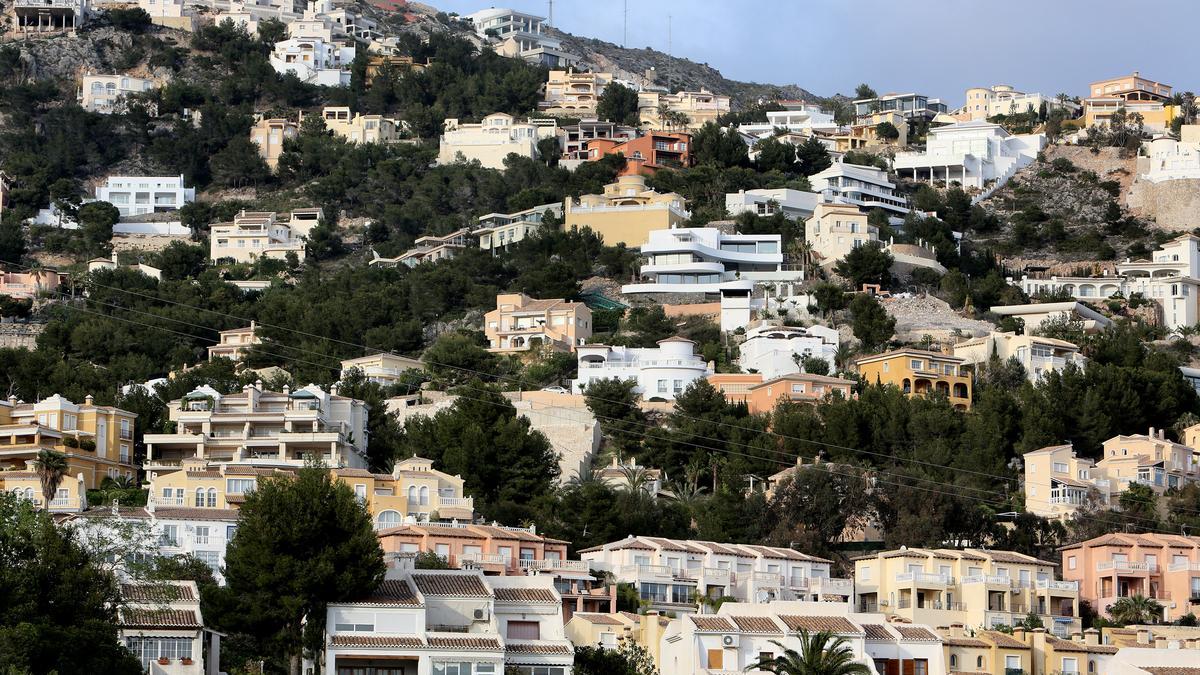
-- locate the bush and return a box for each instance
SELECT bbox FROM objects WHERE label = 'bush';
[79,438,97,452]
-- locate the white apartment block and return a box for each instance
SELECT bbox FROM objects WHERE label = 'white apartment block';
[735,106,838,138]
[660,602,945,675]
[210,209,320,264]
[464,7,579,69]
[73,506,240,584]
[805,202,946,275]
[954,84,1080,121]
[893,120,1045,192]
[952,332,1086,382]
[1138,126,1200,183]
[1015,234,1200,330]
[269,35,355,87]
[94,175,194,217]
[572,337,713,401]
[143,382,370,472]
[78,74,155,113]
[579,536,852,613]
[314,569,573,675]
[737,321,840,379]
[473,203,562,252]
[621,227,801,295]
[370,229,471,268]
[437,114,557,170]
[321,106,407,143]
[339,352,425,387]
[724,188,820,221]
[809,162,911,216]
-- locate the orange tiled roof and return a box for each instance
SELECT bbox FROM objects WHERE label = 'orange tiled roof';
[895,626,939,641]
[121,609,202,629]
[979,631,1029,649]
[729,616,782,634]
[121,583,195,603]
[411,574,492,598]
[361,580,421,606]
[861,624,893,640]
[778,615,861,634]
[689,616,734,631]
[505,642,573,654]
[330,635,423,648]
[426,636,501,650]
[493,587,558,604]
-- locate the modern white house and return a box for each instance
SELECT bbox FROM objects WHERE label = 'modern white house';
[659,601,945,675]
[473,202,563,252]
[951,331,1086,382]
[735,106,838,138]
[724,188,820,221]
[463,6,579,68]
[94,175,195,217]
[78,74,155,113]
[737,321,840,379]
[989,301,1113,334]
[314,568,574,675]
[809,162,911,216]
[1137,126,1200,183]
[437,114,558,170]
[1013,234,1200,330]
[853,92,947,120]
[571,337,713,401]
[893,120,1045,192]
[269,34,355,86]
[209,209,320,264]
[621,227,802,295]
[578,536,851,612]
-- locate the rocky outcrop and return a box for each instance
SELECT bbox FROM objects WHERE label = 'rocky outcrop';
[1126,177,1200,231]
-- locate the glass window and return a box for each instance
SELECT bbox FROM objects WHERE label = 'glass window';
[226,479,256,494]
[195,526,209,545]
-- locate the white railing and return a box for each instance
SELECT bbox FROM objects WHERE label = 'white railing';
[520,559,590,572]
[810,577,854,593]
[895,572,954,585]
[48,497,73,508]
[1167,562,1200,572]
[620,564,672,577]
[963,574,1012,586]
[1097,561,1157,572]
[459,552,508,565]
[1036,579,1079,592]
[436,496,474,509]
[749,571,782,586]
[151,495,185,506]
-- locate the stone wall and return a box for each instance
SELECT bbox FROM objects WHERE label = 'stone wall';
[1126,178,1200,231]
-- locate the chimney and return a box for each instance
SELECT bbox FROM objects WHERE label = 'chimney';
[1084,628,1099,646]
[84,394,94,405]
[1013,626,1027,643]
[1137,628,1152,645]
[1154,635,1168,650]
[1071,630,1084,643]
[1149,426,1156,438]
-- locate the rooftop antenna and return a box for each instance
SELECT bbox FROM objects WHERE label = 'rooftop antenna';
[667,14,672,58]
[622,0,627,47]
[547,0,553,27]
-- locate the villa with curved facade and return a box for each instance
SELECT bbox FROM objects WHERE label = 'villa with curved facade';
[572,337,712,401]
[621,227,802,295]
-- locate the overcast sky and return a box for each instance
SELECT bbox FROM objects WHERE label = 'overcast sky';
[431,0,1194,105]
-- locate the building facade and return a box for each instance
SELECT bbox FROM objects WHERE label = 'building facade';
[321,106,407,143]
[269,34,355,86]
[0,394,136,488]
[339,352,425,387]
[562,174,688,247]
[854,548,1081,636]
[371,229,472,268]
[250,117,299,169]
[951,331,1085,382]
[809,162,911,216]
[707,372,854,413]
[583,132,692,174]
[119,581,214,672]
[736,321,840,379]
[853,92,947,120]
[1138,125,1200,183]
[620,227,800,295]
[572,337,712,401]
[78,74,155,113]
[724,188,820,221]
[540,69,611,117]
[804,202,946,275]
[0,269,64,300]
[473,203,562,252]
[1061,533,1200,623]
[954,84,1079,122]
[1085,72,1174,131]
[95,175,195,217]
[483,293,592,354]
[209,209,317,263]
[856,349,973,410]
[892,120,1045,191]
[637,89,730,130]
[437,114,557,170]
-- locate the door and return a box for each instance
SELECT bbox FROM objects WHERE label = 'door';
[706,649,723,670]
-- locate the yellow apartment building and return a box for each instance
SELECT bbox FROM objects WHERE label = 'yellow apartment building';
[637,89,731,130]
[321,106,408,144]
[855,349,973,410]
[939,625,1033,675]
[1084,72,1175,131]
[563,174,689,247]
[0,467,88,512]
[540,69,612,117]
[484,293,592,354]
[250,117,299,169]
[854,548,1081,636]
[564,612,670,666]
[146,455,473,529]
[0,394,137,489]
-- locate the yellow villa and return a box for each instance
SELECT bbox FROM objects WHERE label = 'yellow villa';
[854,548,1081,637]
[146,455,474,529]
[1084,72,1176,132]
[484,293,592,354]
[0,467,89,512]
[563,174,689,247]
[0,394,137,489]
[855,349,973,410]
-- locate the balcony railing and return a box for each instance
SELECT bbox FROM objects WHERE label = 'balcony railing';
[1097,561,1157,573]
[151,495,185,506]
[895,572,953,585]
[436,496,474,509]
[810,578,854,594]
[519,558,590,572]
[963,574,1012,586]
[1036,579,1079,592]
[1167,562,1200,572]
[620,564,672,577]
[458,552,509,566]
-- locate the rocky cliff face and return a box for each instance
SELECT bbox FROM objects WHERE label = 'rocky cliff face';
[4,26,178,83]
[1127,177,1200,231]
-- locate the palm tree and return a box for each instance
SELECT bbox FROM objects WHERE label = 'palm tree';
[1108,595,1164,625]
[34,449,69,506]
[833,343,856,374]
[747,633,871,675]
[618,464,653,494]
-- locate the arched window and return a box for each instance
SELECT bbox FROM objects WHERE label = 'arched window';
[419,486,429,506]
[977,656,983,668]
[207,488,217,508]
[195,488,205,507]
[949,655,957,668]
[25,488,35,501]
[1089,661,1095,673]
[407,485,417,503]
[376,510,400,529]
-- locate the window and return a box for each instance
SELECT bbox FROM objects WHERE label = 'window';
[158,525,178,547]
[196,550,219,573]
[507,620,540,640]
[913,660,928,675]
[657,380,668,393]
[354,484,367,503]
[1006,655,1020,669]
[949,655,957,668]
[227,478,256,494]
[1062,657,1078,674]
[207,488,217,507]
[194,488,205,507]
[125,637,192,667]
[376,510,400,529]
[419,486,429,505]
[1068,555,1077,570]
[226,525,237,541]
[195,526,209,545]
[910,359,923,370]
[1053,462,1069,473]
[334,621,375,631]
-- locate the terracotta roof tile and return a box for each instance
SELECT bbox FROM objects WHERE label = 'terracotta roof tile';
[411,573,492,598]
[572,613,627,625]
[223,466,280,475]
[895,626,939,641]
[151,507,240,521]
[426,636,501,650]
[778,615,861,634]
[121,583,195,603]
[225,494,247,504]
[330,635,423,648]
[861,624,894,640]
[689,616,735,631]
[492,587,558,604]
[979,631,1029,649]
[334,468,376,478]
[121,609,202,629]
[729,616,782,634]
[361,580,421,606]
[1045,636,1118,654]
[185,470,221,479]
[505,642,573,654]
[942,636,990,648]
[1143,669,1200,675]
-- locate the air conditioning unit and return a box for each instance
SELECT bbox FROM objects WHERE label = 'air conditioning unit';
[722,634,738,647]
[1011,588,1021,594]
[473,608,489,621]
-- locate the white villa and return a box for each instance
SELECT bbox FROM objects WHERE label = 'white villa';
[463,6,579,68]
[578,536,852,612]
[474,203,563,252]
[1014,234,1200,330]
[951,331,1086,382]
[809,162,911,216]
[737,321,840,379]
[209,209,322,264]
[893,120,1045,191]
[269,34,355,86]
[735,106,838,138]
[1137,126,1200,183]
[724,188,820,221]
[94,175,194,217]
[572,337,713,401]
[621,227,802,295]
[437,114,557,170]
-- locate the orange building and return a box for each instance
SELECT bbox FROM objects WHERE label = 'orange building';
[707,373,855,413]
[584,132,692,175]
[1060,533,1200,623]
[377,521,614,620]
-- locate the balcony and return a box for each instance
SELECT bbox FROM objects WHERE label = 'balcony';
[1167,562,1200,572]
[1096,561,1157,573]
[963,574,1012,586]
[1036,579,1079,592]
[519,558,590,572]
[895,599,964,611]
[151,495,186,507]
[619,564,672,578]
[810,578,854,594]
[895,572,953,586]
[749,571,782,587]
[436,495,474,510]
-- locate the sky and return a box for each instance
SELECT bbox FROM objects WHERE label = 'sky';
[429,0,1196,105]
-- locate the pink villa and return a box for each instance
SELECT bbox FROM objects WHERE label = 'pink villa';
[0,269,64,300]
[1060,533,1200,622]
